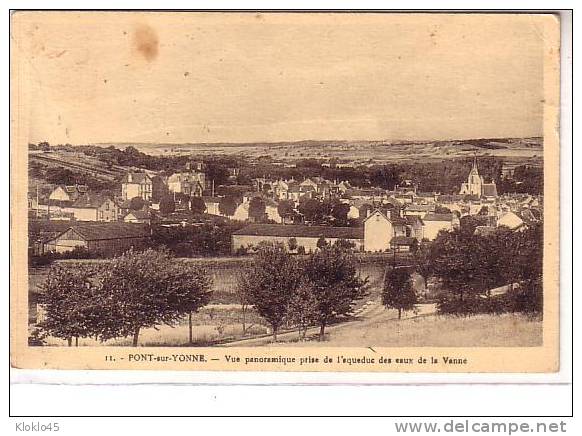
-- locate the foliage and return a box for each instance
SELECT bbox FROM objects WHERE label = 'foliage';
[316,236,327,249]
[158,194,176,215]
[302,245,368,340]
[218,196,238,217]
[287,237,298,252]
[29,246,102,266]
[429,223,543,315]
[286,280,319,340]
[38,249,212,346]
[190,196,207,214]
[382,267,417,319]
[248,197,266,222]
[129,196,146,211]
[240,243,301,340]
[277,200,297,222]
[38,263,103,345]
[151,221,245,257]
[98,248,212,345]
[333,238,356,251]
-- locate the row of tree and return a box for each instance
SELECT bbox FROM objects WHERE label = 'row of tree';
[414,223,543,314]
[39,249,212,346]
[236,243,368,341]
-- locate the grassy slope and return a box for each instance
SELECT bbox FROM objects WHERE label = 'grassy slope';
[278,312,542,347]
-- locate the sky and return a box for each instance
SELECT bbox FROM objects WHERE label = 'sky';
[12,12,551,145]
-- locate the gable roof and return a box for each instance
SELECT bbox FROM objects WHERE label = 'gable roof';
[125,210,150,220]
[70,194,113,209]
[405,215,424,226]
[48,223,151,242]
[122,172,151,184]
[363,209,407,226]
[233,224,363,240]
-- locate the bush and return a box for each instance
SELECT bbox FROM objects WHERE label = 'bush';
[437,284,543,316]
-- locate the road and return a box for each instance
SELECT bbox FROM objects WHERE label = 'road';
[222,300,437,347]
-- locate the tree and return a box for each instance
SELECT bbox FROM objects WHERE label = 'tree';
[334,238,355,251]
[183,265,213,344]
[219,196,238,217]
[298,198,325,223]
[287,237,298,252]
[129,196,146,211]
[248,197,266,222]
[316,236,327,250]
[240,243,301,341]
[99,248,212,346]
[382,268,417,319]
[286,280,318,340]
[159,194,175,215]
[235,273,253,335]
[205,162,230,188]
[329,200,350,226]
[412,243,433,295]
[190,196,207,214]
[302,245,368,340]
[277,200,296,223]
[38,263,103,346]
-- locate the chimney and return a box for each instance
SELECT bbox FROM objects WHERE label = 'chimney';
[127,173,132,183]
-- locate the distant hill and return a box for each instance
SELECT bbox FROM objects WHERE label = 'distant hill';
[93,137,543,163]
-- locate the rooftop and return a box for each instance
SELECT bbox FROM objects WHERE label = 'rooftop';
[423,213,456,222]
[49,223,151,242]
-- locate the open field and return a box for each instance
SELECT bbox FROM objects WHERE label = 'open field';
[98,137,543,165]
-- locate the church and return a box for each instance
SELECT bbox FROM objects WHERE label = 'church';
[459,158,498,198]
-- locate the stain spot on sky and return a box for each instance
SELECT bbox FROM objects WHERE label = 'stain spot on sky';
[184,71,190,77]
[133,24,159,62]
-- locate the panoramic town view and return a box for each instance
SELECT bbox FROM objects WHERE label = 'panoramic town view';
[21,13,545,348]
[27,137,544,347]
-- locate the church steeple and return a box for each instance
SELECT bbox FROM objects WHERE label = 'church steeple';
[469,154,479,176]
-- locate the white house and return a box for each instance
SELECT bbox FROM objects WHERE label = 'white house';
[363,210,407,252]
[422,213,460,241]
[232,199,283,223]
[122,173,153,201]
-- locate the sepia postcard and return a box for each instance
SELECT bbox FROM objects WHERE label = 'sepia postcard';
[10,11,561,373]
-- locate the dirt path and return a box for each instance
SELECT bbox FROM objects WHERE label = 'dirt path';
[222,300,437,347]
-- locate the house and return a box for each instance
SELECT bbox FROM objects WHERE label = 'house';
[232,224,364,253]
[122,172,153,201]
[43,223,151,255]
[363,210,407,252]
[422,213,460,241]
[232,197,282,223]
[123,210,152,224]
[65,194,119,222]
[48,184,88,202]
[167,172,205,197]
[404,215,424,241]
[203,196,221,216]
